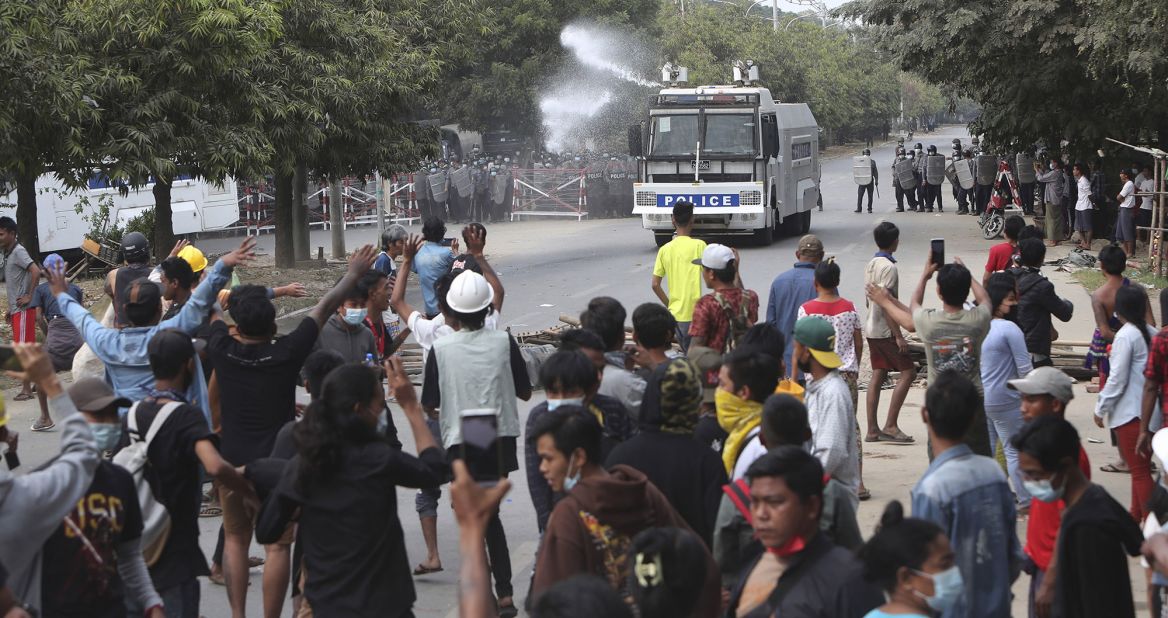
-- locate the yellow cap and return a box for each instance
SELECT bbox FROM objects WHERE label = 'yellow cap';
[177,245,207,273]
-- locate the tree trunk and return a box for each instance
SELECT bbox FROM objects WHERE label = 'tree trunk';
[15,172,39,260]
[329,180,345,259]
[292,162,309,262]
[274,170,296,268]
[152,178,174,259]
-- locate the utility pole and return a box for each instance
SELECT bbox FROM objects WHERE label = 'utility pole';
[772,0,778,31]
[329,179,345,259]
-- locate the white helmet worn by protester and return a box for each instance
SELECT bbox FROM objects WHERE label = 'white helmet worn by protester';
[446,270,494,313]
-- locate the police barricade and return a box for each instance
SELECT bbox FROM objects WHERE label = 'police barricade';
[235,183,276,236]
[510,168,587,221]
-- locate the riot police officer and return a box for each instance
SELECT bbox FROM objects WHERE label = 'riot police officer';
[855,148,878,214]
[924,145,946,213]
[913,143,927,209]
[893,147,919,213]
[584,157,609,217]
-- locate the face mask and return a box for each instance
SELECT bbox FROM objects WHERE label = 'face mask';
[1023,475,1065,503]
[343,307,368,325]
[1049,162,1056,170]
[90,423,123,452]
[547,397,584,411]
[912,565,964,612]
[562,454,582,492]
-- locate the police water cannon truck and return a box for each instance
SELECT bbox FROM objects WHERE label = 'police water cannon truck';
[628,61,821,247]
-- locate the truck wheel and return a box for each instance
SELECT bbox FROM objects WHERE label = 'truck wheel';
[753,223,773,246]
[779,212,801,237]
[654,233,671,247]
[800,209,811,234]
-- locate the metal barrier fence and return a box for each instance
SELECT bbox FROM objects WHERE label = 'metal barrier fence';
[510,168,587,221]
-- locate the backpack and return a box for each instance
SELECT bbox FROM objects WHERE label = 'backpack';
[713,291,753,353]
[112,401,181,566]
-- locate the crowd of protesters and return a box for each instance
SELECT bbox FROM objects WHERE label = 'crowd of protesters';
[2,199,1168,618]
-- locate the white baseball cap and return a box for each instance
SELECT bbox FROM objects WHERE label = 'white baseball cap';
[692,244,735,270]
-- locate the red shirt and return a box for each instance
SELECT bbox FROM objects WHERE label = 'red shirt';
[1145,329,1168,414]
[689,288,759,353]
[1024,446,1091,571]
[985,241,1015,274]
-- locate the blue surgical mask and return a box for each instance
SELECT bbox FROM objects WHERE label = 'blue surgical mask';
[90,423,123,452]
[547,397,584,411]
[562,454,582,492]
[1023,477,1065,503]
[343,307,368,326]
[912,565,964,612]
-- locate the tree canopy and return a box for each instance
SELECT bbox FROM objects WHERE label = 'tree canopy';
[842,0,1168,155]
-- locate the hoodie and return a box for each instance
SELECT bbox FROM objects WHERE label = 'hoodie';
[317,313,378,363]
[531,465,722,617]
[0,395,98,611]
[1013,267,1074,357]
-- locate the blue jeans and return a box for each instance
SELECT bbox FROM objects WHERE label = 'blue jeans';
[160,579,200,618]
[986,403,1030,506]
[415,417,443,517]
[676,321,691,353]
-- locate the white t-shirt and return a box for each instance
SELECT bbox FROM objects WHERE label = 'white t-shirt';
[1075,176,1092,211]
[408,310,500,352]
[1120,180,1136,209]
[732,430,766,481]
[1140,178,1155,211]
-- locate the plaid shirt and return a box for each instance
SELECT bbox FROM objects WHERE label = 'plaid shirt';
[1144,329,1168,414]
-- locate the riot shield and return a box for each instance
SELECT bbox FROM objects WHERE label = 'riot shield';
[926,155,946,186]
[429,170,449,203]
[1015,153,1036,184]
[944,160,959,186]
[894,159,917,190]
[975,156,996,186]
[955,160,975,190]
[490,173,509,205]
[450,166,473,199]
[853,156,872,185]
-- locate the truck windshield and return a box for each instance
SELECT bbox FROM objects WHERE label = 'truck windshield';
[703,113,757,155]
[649,114,699,157]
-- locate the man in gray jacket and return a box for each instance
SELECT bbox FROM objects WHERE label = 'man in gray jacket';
[1036,158,1067,246]
[0,344,99,614]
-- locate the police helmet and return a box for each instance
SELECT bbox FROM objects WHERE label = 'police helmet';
[914,143,923,150]
[927,145,937,154]
[862,149,871,156]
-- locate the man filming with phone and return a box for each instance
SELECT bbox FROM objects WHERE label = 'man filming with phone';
[865,242,993,457]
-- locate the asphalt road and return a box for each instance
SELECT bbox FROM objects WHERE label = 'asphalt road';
[23,126,1142,617]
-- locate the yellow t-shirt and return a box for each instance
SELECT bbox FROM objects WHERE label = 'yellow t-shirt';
[653,235,707,322]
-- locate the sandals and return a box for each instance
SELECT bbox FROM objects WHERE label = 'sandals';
[30,420,55,432]
[13,393,33,402]
[1100,462,1130,474]
[858,487,872,501]
[865,430,914,444]
[413,564,444,576]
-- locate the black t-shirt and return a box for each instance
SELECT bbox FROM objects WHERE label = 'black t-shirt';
[420,333,530,410]
[208,317,319,464]
[131,399,218,590]
[259,444,448,618]
[694,414,728,456]
[41,461,143,618]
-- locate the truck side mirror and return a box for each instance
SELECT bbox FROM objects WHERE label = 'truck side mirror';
[628,123,644,158]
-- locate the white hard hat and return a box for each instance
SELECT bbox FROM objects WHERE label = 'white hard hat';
[446,270,494,313]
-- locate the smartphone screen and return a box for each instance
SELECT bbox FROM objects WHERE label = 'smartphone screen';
[0,345,20,372]
[460,409,502,486]
[440,238,454,247]
[930,239,944,266]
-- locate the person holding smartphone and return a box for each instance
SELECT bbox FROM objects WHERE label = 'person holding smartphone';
[257,358,447,618]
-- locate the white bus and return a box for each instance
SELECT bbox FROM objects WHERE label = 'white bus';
[0,174,240,253]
